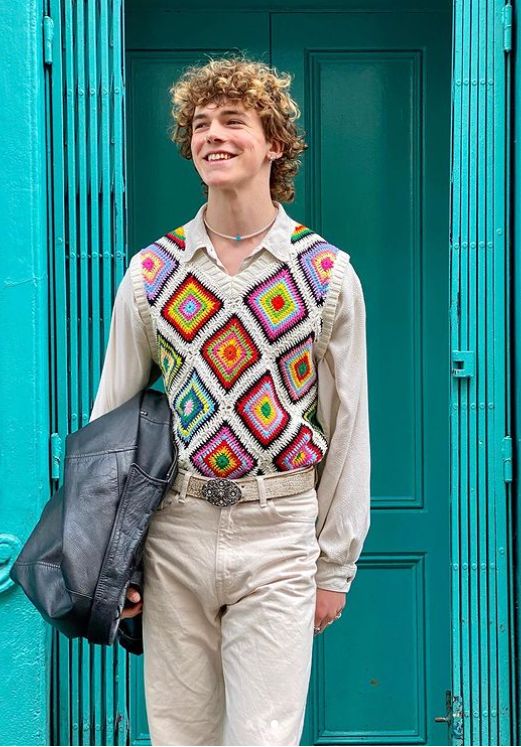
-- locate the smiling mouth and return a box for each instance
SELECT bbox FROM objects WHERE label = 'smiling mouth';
[204,154,238,163]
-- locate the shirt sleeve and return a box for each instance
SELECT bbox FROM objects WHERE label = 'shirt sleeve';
[89,260,155,422]
[314,261,371,594]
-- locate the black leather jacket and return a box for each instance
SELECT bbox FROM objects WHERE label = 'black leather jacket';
[9,387,178,655]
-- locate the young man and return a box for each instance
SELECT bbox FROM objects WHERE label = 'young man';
[90,56,370,746]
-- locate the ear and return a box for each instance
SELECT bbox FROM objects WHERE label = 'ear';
[267,136,284,159]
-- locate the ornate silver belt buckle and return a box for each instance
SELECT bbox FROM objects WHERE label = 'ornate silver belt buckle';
[201,478,243,507]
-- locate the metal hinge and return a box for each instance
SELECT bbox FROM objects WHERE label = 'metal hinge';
[50,432,62,480]
[503,2,513,53]
[502,436,513,483]
[451,350,475,378]
[43,15,54,66]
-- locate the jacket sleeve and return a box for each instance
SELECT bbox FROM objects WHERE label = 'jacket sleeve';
[89,258,156,422]
[314,261,371,594]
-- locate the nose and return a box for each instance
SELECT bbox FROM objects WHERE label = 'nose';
[204,119,227,140]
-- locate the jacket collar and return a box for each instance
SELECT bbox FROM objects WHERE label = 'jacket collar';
[181,200,297,263]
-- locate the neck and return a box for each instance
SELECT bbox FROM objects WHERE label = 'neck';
[204,193,278,239]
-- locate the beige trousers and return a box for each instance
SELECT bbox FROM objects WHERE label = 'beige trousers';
[142,466,321,746]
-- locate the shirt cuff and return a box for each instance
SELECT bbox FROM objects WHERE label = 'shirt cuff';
[315,557,358,594]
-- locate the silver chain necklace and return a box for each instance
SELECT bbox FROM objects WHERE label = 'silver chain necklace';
[203,206,278,242]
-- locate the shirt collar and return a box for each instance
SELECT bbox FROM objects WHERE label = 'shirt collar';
[182,200,296,263]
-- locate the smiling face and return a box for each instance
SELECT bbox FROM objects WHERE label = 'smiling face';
[191,100,279,192]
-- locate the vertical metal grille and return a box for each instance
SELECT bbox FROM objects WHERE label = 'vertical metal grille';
[449,1,515,744]
[45,0,129,744]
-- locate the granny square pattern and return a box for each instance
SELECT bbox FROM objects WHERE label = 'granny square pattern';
[191,423,257,478]
[235,373,290,447]
[137,218,346,477]
[174,369,218,444]
[202,315,260,390]
[274,425,324,471]
[141,243,178,302]
[161,274,223,342]
[245,267,306,342]
[298,241,338,304]
[277,336,316,402]
[157,332,184,391]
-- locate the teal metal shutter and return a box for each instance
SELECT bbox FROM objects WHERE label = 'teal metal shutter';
[44,0,130,744]
[449,1,515,745]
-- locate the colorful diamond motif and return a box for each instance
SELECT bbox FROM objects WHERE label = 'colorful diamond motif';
[303,400,325,433]
[245,267,307,342]
[174,369,218,444]
[298,241,338,303]
[273,425,324,471]
[140,244,178,303]
[291,224,314,243]
[277,336,316,402]
[158,332,184,391]
[190,423,256,478]
[162,274,223,341]
[235,373,289,446]
[202,316,260,390]
[165,225,186,250]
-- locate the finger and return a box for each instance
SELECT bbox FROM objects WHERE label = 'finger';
[121,602,143,619]
[127,590,141,602]
[315,617,335,634]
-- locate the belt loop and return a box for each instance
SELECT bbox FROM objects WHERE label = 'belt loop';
[178,471,191,503]
[255,476,268,508]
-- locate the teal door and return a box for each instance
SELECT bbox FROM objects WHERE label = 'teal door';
[125,2,452,744]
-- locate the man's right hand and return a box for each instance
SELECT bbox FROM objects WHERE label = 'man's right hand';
[121,585,142,619]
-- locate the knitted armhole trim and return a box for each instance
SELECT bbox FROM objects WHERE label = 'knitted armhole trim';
[314,249,350,362]
[128,252,159,363]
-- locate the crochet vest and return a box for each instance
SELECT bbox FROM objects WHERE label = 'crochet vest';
[130,220,349,478]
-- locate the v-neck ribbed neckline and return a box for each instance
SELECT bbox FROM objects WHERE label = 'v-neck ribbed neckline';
[200,238,264,279]
[194,248,280,294]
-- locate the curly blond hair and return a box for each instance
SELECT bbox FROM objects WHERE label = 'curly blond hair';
[167,52,308,203]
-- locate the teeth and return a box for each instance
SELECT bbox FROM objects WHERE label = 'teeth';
[207,153,233,161]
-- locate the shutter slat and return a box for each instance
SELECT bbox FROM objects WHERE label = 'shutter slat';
[47,1,129,744]
[450,1,514,744]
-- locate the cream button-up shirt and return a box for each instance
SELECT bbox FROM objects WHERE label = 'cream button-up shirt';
[90,201,371,594]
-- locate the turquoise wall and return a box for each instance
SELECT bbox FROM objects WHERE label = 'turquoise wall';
[0,0,51,745]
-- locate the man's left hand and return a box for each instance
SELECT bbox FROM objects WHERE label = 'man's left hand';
[314,588,346,635]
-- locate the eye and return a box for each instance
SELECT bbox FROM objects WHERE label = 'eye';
[194,119,244,130]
